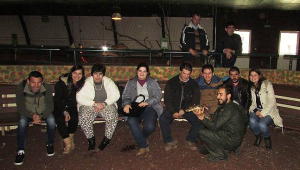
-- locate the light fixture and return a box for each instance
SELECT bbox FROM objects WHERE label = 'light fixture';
[112,1,122,21]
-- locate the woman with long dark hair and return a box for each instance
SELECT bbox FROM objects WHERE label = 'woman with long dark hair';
[248,68,283,150]
[53,65,85,154]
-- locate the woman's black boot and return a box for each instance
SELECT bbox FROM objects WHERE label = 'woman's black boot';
[88,136,96,151]
[254,135,262,147]
[98,136,110,151]
[264,136,272,150]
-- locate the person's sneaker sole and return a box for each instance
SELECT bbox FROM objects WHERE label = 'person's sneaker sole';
[47,152,55,156]
[14,162,23,165]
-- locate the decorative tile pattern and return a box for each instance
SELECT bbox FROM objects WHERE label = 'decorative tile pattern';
[0,65,299,86]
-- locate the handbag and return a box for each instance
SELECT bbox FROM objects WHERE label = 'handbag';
[122,94,146,117]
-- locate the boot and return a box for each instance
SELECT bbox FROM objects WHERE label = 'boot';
[264,136,272,150]
[254,135,262,147]
[69,134,75,150]
[136,147,149,156]
[88,136,96,151]
[63,137,72,154]
[98,136,110,151]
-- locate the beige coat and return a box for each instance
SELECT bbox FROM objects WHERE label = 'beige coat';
[249,80,283,127]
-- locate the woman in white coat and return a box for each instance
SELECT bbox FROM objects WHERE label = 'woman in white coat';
[248,68,283,150]
[77,64,120,152]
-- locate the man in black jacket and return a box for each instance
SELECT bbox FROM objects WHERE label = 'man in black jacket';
[159,63,202,151]
[179,12,209,66]
[194,84,248,162]
[223,67,251,111]
[216,22,242,67]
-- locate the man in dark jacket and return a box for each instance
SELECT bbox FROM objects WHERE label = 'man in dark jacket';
[14,71,55,166]
[179,12,209,66]
[159,63,202,151]
[194,84,248,162]
[223,67,251,111]
[216,21,242,67]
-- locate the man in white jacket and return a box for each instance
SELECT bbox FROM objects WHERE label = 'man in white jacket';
[76,64,120,151]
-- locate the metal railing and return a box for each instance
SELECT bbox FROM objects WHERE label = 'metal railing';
[1,46,298,69]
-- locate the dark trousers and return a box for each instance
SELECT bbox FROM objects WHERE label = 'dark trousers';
[54,107,78,139]
[159,111,203,144]
[199,129,239,157]
[222,55,237,68]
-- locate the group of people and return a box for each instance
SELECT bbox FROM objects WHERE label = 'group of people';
[14,62,283,165]
[180,12,242,67]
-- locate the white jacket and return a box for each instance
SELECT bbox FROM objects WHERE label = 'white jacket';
[249,80,283,127]
[76,76,120,108]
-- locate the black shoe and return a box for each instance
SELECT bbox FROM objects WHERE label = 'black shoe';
[254,135,262,147]
[207,155,228,162]
[264,136,272,150]
[199,145,209,155]
[14,150,25,165]
[46,144,55,156]
[98,136,110,151]
[88,136,96,151]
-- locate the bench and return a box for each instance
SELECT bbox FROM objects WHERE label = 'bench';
[2,81,299,136]
[0,81,166,136]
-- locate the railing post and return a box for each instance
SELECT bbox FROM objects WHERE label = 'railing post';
[269,56,272,69]
[169,53,172,66]
[49,51,52,65]
[73,51,77,65]
[149,53,152,65]
[122,52,125,65]
[289,56,293,70]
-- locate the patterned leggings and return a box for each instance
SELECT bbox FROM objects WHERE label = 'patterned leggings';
[79,104,118,139]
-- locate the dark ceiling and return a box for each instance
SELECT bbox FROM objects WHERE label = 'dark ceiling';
[0,0,299,16]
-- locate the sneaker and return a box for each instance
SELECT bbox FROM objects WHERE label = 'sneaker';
[185,141,197,151]
[207,155,228,162]
[165,141,178,151]
[46,144,55,156]
[14,150,25,165]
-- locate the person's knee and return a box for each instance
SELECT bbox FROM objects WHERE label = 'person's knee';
[18,117,29,128]
[258,122,268,131]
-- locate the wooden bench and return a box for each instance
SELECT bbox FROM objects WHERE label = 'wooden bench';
[0,80,166,136]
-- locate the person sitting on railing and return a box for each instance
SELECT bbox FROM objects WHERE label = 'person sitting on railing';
[179,12,209,67]
[76,64,120,152]
[122,63,163,156]
[248,68,283,150]
[14,71,55,166]
[216,22,242,67]
[159,63,203,152]
[53,65,85,154]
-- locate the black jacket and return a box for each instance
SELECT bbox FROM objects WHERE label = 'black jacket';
[224,77,251,111]
[164,75,200,114]
[53,74,78,115]
[217,33,242,54]
[179,23,209,61]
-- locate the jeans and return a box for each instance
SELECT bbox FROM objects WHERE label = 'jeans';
[249,111,273,137]
[17,114,56,151]
[127,107,158,148]
[159,111,203,144]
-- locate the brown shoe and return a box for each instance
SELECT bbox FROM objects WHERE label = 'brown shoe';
[63,137,72,154]
[165,141,178,151]
[185,141,197,151]
[136,147,149,156]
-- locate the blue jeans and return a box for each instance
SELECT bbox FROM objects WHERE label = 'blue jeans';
[127,107,158,148]
[17,114,56,151]
[249,111,273,137]
[159,111,203,144]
